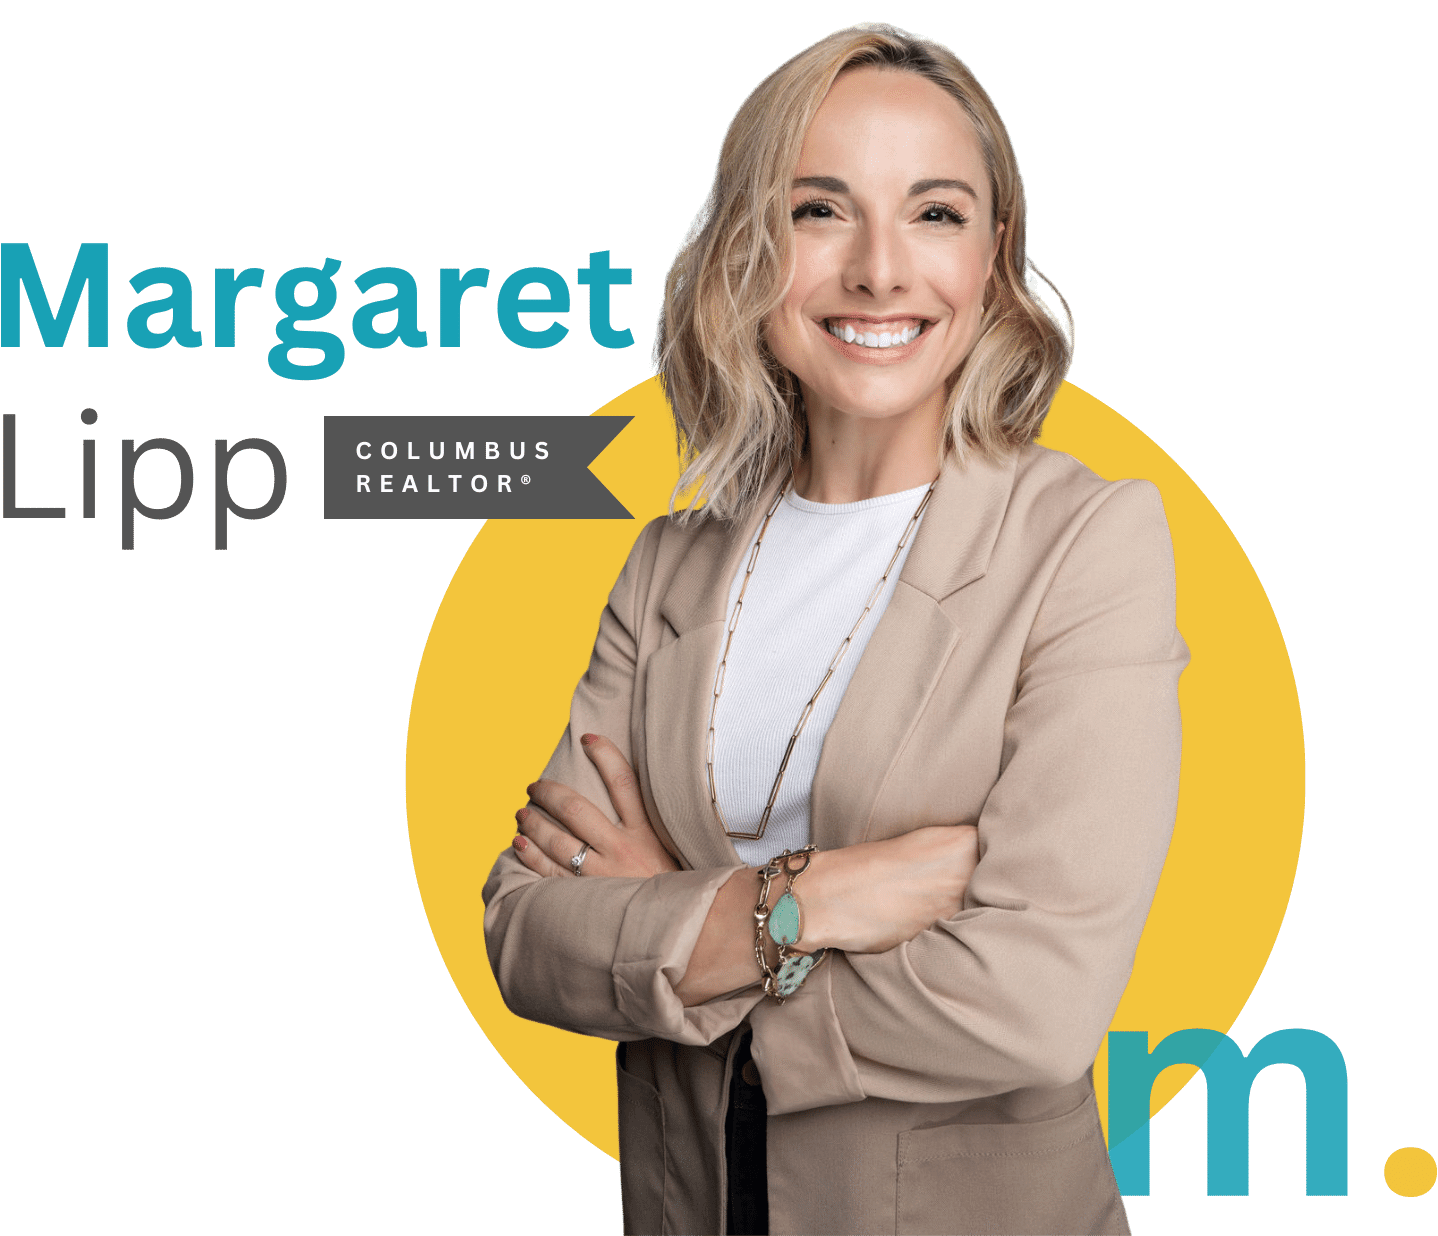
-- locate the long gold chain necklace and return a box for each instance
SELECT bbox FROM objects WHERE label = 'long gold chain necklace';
[705,476,935,841]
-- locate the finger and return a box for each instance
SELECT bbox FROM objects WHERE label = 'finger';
[511,829,570,878]
[527,779,617,849]
[517,805,587,874]
[580,734,647,830]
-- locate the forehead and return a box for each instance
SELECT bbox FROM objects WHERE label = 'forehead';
[796,66,986,193]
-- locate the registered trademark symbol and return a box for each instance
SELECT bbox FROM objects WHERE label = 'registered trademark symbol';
[521,475,531,485]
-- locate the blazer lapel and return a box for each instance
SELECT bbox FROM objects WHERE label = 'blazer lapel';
[810,448,1019,851]
[644,473,786,871]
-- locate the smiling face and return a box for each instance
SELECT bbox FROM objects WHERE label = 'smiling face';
[766,66,1002,444]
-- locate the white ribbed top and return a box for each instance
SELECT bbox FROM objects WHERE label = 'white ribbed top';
[712,482,931,866]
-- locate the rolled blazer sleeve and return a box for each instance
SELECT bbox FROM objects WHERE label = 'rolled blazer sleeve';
[750,479,1187,1114]
[481,518,757,1044]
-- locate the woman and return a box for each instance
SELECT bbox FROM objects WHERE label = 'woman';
[483,24,1184,1236]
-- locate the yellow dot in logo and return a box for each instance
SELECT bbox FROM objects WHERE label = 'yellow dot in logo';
[1385,1147,1436,1197]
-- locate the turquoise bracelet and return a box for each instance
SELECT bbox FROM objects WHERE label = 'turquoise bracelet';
[752,845,829,1002]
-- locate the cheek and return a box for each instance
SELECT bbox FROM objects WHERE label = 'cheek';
[762,304,804,371]
[926,249,990,309]
[790,240,832,293]
[766,277,822,365]
[931,254,989,303]
[786,231,851,318]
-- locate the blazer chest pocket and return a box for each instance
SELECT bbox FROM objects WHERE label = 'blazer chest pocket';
[895,1095,1127,1236]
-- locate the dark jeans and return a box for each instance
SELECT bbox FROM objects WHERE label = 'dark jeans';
[725,1032,769,1236]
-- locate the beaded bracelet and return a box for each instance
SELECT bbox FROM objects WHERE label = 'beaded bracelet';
[752,844,828,1002]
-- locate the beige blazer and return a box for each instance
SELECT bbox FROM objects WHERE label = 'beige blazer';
[483,443,1186,1236]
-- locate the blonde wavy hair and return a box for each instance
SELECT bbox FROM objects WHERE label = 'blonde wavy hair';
[657,24,1071,522]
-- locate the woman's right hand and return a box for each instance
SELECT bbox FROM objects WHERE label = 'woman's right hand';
[801,825,980,954]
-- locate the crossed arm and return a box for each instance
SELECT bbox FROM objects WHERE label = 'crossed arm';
[511,734,981,1005]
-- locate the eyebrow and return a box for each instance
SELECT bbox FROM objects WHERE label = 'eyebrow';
[791,175,980,201]
[908,177,979,200]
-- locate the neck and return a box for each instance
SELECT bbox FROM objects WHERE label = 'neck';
[792,391,945,504]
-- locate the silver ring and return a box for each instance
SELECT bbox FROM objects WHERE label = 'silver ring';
[570,842,591,876]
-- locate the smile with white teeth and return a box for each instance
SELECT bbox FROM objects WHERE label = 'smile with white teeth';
[824,318,926,348]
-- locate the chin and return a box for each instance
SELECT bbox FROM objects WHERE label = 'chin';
[809,376,947,424]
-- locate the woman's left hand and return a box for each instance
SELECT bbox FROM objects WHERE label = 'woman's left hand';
[512,733,681,879]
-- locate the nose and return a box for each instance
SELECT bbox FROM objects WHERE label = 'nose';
[843,216,911,299]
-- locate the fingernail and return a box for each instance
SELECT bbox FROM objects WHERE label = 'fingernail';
[516,807,530,823]
[525,781,539,796]
[513,835,528,852]
[581,733,597,746]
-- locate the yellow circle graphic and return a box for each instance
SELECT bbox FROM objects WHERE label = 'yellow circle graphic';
[1385,1147,1437,1197]
[406,377,1304,1156]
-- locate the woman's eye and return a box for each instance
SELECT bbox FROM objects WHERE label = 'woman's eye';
[791,199,835,222]
[919,204,967,225]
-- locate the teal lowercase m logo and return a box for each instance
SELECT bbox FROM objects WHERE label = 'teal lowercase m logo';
[1107,1028,1347,1196]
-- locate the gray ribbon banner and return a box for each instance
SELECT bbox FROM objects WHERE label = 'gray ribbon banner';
[323,416,632,519]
